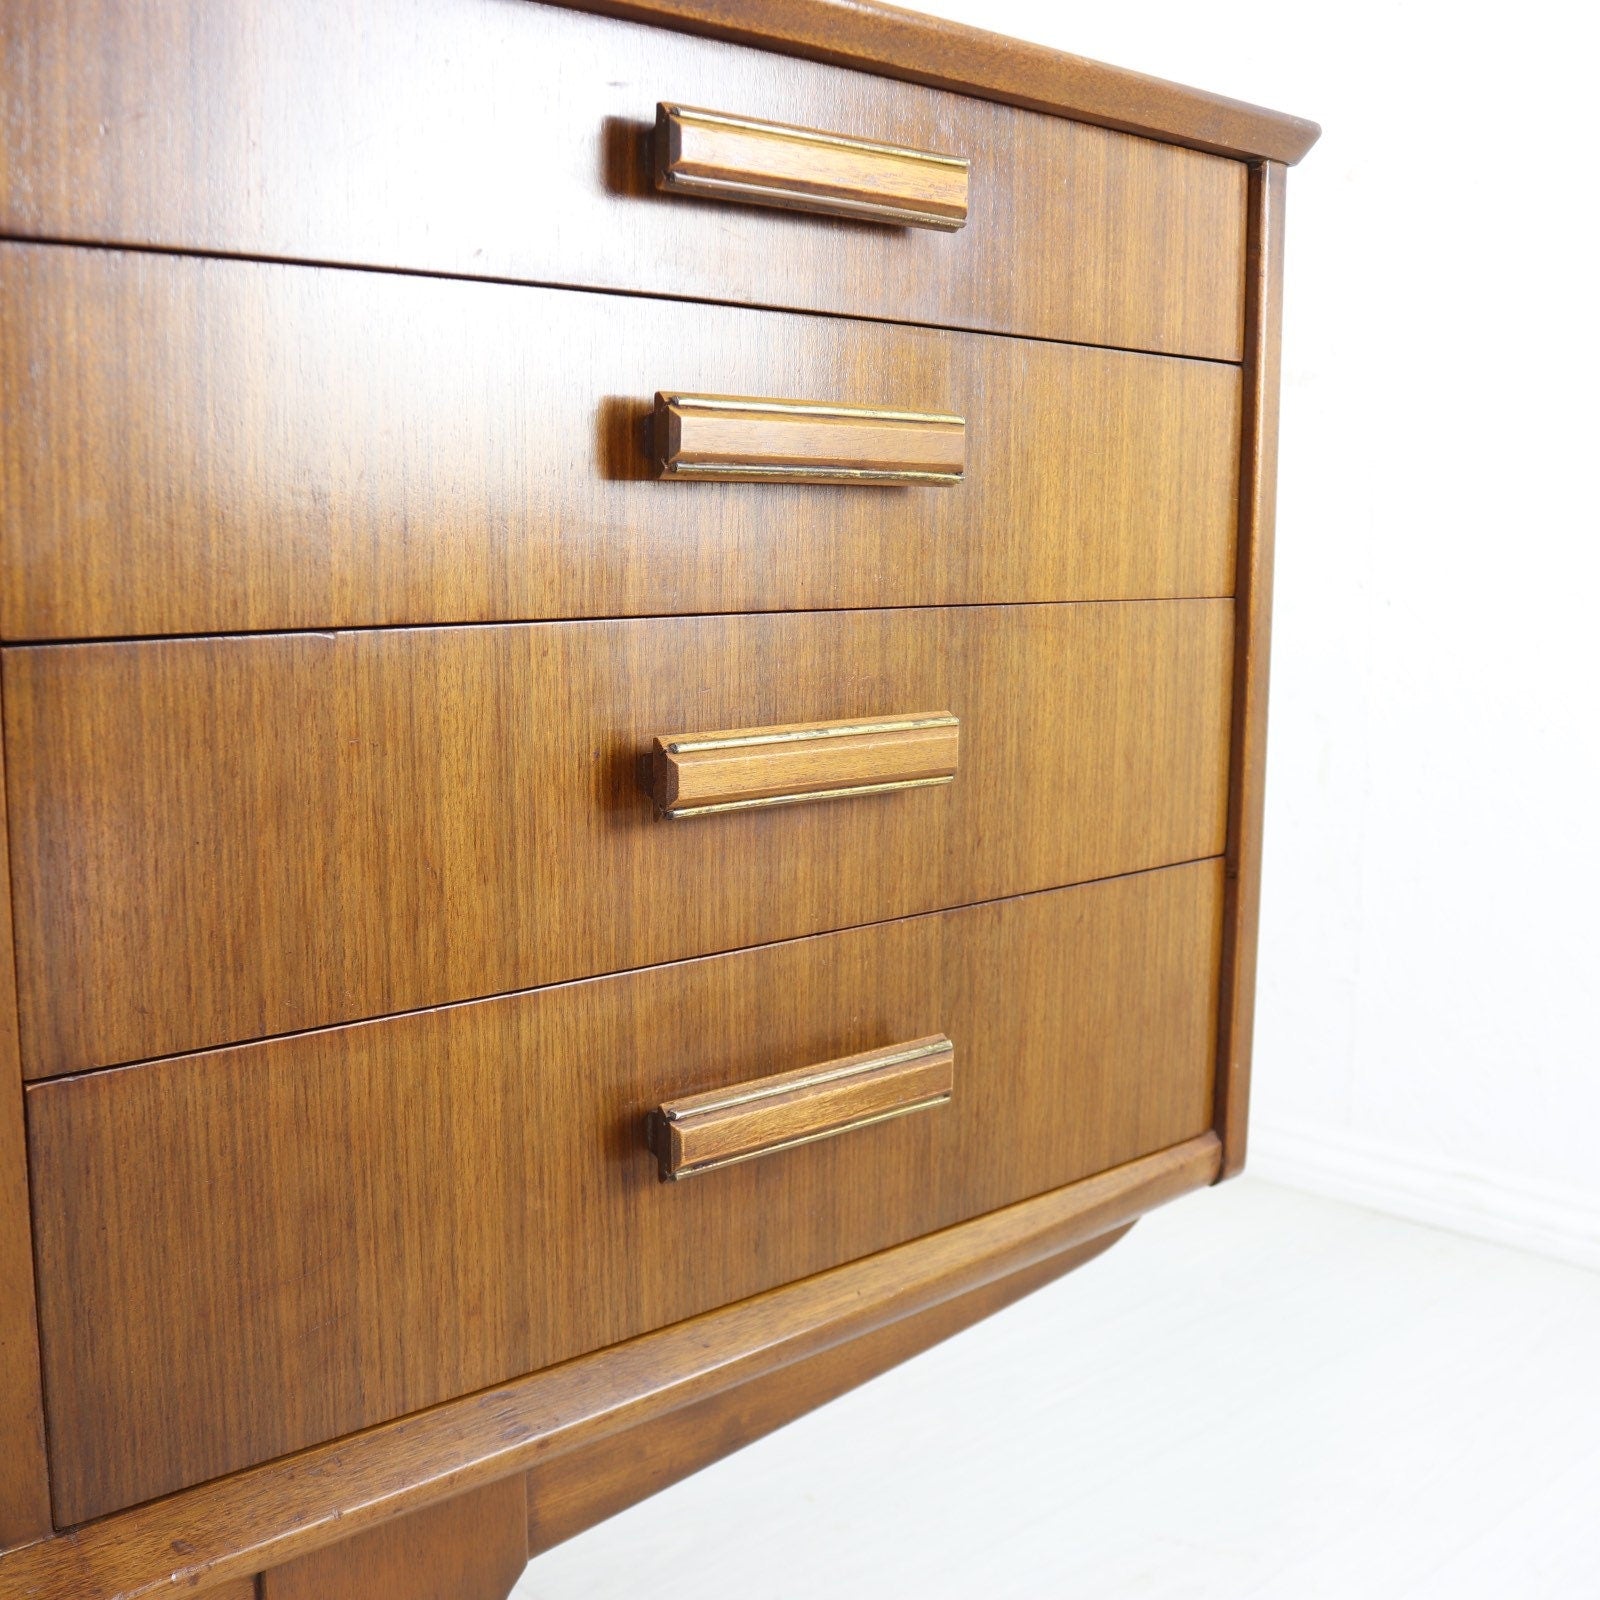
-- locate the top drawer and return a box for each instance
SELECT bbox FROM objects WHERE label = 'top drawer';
[0,0,1247,361]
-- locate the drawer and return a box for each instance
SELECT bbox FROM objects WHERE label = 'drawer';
[26,859,1223,1523]
[5,603,1232,1078]
[0,245,1242,641]
[0,1,1247,363]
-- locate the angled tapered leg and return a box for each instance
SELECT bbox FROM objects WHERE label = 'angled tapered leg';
[260,1476,528,1600]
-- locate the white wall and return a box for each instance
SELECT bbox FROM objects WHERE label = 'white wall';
[913,0,1600,1266]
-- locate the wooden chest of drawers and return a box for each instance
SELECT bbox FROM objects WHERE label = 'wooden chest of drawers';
[0,3,1316,1595]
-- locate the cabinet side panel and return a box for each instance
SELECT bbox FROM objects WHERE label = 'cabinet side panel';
[1214,160,1287,1179]
[0,705,53,1545]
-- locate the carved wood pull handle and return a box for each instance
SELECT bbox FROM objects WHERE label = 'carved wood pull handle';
[654,102,970,230]
[651,712,959,818]
[654,393,965,486]
[651,1035,955,1180]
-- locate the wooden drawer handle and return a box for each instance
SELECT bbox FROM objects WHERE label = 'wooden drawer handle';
[651,712,959,818]
[654,392,965,486]
[651,1035,955,1180]
[654,102,970,231]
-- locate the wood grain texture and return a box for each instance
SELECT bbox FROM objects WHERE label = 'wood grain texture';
[525,1223,1132,1556]
[0,0,1307,1584]
[652,712,960,817]
[1215,163,1287,1182]
[1,1135,1217,1596]
[6,603,1233,1078]
[0,716,52,1550]
[655,102,970,229]
[653,1034,955,1179]
[0,245,1242,642]
[557,0,1320,164]
[27,863,1222,1522]
[654,391,966,485]
[261,1478,527,1600]
[0,1,1250,363]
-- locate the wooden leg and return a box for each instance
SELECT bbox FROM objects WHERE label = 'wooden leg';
[527,1222,1134,1556]
[260,1476,528,1600]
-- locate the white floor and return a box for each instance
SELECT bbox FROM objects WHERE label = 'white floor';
[514,1178,1600,1598]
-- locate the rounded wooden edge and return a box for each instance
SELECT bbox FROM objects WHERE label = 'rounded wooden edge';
[0,1134,1218,1599]
[551,0,1321,164]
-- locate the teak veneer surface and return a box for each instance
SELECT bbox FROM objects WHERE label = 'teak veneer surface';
[1,1137,1218,1598]
[6,603,1233,1078]
[0,245,1243,641]
[0,2,1248,363]
[554,0,1320,163]
[28,862,1222,1524]
[652,390,968,485]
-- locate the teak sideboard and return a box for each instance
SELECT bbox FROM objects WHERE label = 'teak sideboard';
[0,3,1317,1596]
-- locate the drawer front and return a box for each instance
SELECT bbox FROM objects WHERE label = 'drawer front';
[0,245,1242,641]
[5,603,1232,1078]
[27,859,1223,1524]
[0,1,1247,362]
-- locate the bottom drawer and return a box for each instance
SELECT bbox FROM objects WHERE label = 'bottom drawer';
[27,859,1222,1525]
